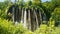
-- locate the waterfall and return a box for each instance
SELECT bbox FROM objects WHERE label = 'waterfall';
[23,9,27,28]
[34,8,39,29]
[15,21,18,25]
[28,9,31,30]
[11,6,43,31]
[39,10,42,24]
[21,8,24,23]
[12,7,15,23]
[12,6,18,25]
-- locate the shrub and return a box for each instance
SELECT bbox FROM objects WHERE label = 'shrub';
[35,24,48,34]
[0,18,33,34]
[0,18,60,34]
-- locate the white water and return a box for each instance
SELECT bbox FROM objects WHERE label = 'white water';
[15,21,18,25]
[23,10,27,28]
[28,10,31,30]
[12,7,15,23]
[12,7,42,31]
[21,8,24,23]
[34,8,39,29]
[39,10,42,24]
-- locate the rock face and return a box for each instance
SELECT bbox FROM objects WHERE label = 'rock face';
[7,5,46,31]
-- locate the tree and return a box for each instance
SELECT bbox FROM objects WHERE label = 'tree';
[51,7,60,26]
[25,0,32,7]
[52,0,60,6]
[18,0,24,7]
[41,1,56,21]
[32,0,41,6]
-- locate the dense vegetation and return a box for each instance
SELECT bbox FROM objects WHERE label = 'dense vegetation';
[0,0,60,34]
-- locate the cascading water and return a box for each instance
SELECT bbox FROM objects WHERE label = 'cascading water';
[31,8,39,30]
[21,8,24,23]
[11,7,43,31]
[28,9,31,30]
[12,6,15,23]
[39,10,42,24]
[34,8,39,29]
[23,9,27,28]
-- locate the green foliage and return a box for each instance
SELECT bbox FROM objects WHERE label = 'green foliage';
[0,18,34,34]
[41,1,56,21]
[34,24,60,34]
[48,18,55,27]
[51,7,60,26]
[32,0,41,6]
[52,0,60,6]
[0,10,7,19]
[35,24,47,34]
[0,18,60,34]
[25,0,32,7]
